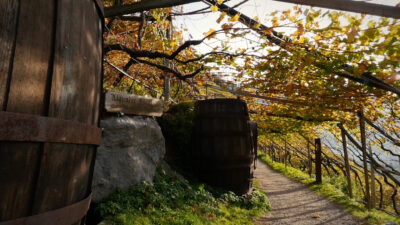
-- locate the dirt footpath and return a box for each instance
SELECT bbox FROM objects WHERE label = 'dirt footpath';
[254,160,361,225]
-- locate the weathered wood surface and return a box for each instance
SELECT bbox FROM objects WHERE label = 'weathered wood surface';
[369,144,376,208]
[32,0,102,217]
[0,111,101,145]
[0,0,103,223]
[0,0,18,110]
[315,138,322,184]
[105,91,163,117]
[358,110,371,210]
[192,99,253,195]
[1,0,55,220]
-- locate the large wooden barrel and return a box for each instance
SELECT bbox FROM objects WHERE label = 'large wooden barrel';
[0,1,103,224]
[192,99,254,195]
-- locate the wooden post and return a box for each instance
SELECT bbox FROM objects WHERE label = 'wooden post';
[315,138,322,184]
[268,144,272,156]
[271,144,275,161]
[358,109,371,210]
[369,143,376,208]
[307,141,312,177]
[338,123,353,198]
[284,138,288,167]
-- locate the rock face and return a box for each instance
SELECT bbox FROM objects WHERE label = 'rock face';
[92,116,165,202]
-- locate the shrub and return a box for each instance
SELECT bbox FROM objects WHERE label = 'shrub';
[157,102,195,156]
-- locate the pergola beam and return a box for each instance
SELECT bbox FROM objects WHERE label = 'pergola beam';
[271,0,400,19]
[105,0,199,17]
[205,84,353,112]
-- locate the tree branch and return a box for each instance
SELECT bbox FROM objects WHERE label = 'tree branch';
[104,0,201,17]
[105,38,204,61]
[134,58,203,80]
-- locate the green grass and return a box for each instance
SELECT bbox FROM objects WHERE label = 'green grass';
[258,153,400,225]
[96,169,270,225]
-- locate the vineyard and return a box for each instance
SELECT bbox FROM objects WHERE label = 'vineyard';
[1,0,399,224]
[102,0,400,221]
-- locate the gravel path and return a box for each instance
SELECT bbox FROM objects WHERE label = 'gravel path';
[254,160,362,225]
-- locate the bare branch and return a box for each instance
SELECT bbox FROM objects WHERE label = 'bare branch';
[134,58,203,80]
[104,0,201,17]
[105,38,204,60]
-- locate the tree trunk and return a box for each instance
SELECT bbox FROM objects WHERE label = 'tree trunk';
[284,138,288,167]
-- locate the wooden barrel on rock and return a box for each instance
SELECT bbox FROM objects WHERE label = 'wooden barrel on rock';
[0,1,103,224]
[192,99,254,195]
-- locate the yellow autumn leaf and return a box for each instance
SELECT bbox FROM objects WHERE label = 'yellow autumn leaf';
[216,12,226,23]
[314,35,322,41]
[217,0,223,5]
[253,16,259,21]
[305,22,311,29]
[297,23,304,34]
[347,27,358,42]
[204,29,216,39]
[170,40,178,47]
[262,28,273,36]
[221,23,233,33]
[272,17,278,27]
[254,23,261,29]
[210,5,218,12]
[304,55,315,64]
[358,63,367,74]
[312,213,320,219]
[230,13,240,22]
[298,36,305,43]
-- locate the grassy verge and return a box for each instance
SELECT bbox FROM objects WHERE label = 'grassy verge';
[258,153,400,225]
[96,170,269,225]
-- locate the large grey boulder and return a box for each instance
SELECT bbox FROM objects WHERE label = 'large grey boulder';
[92,116,165,202]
